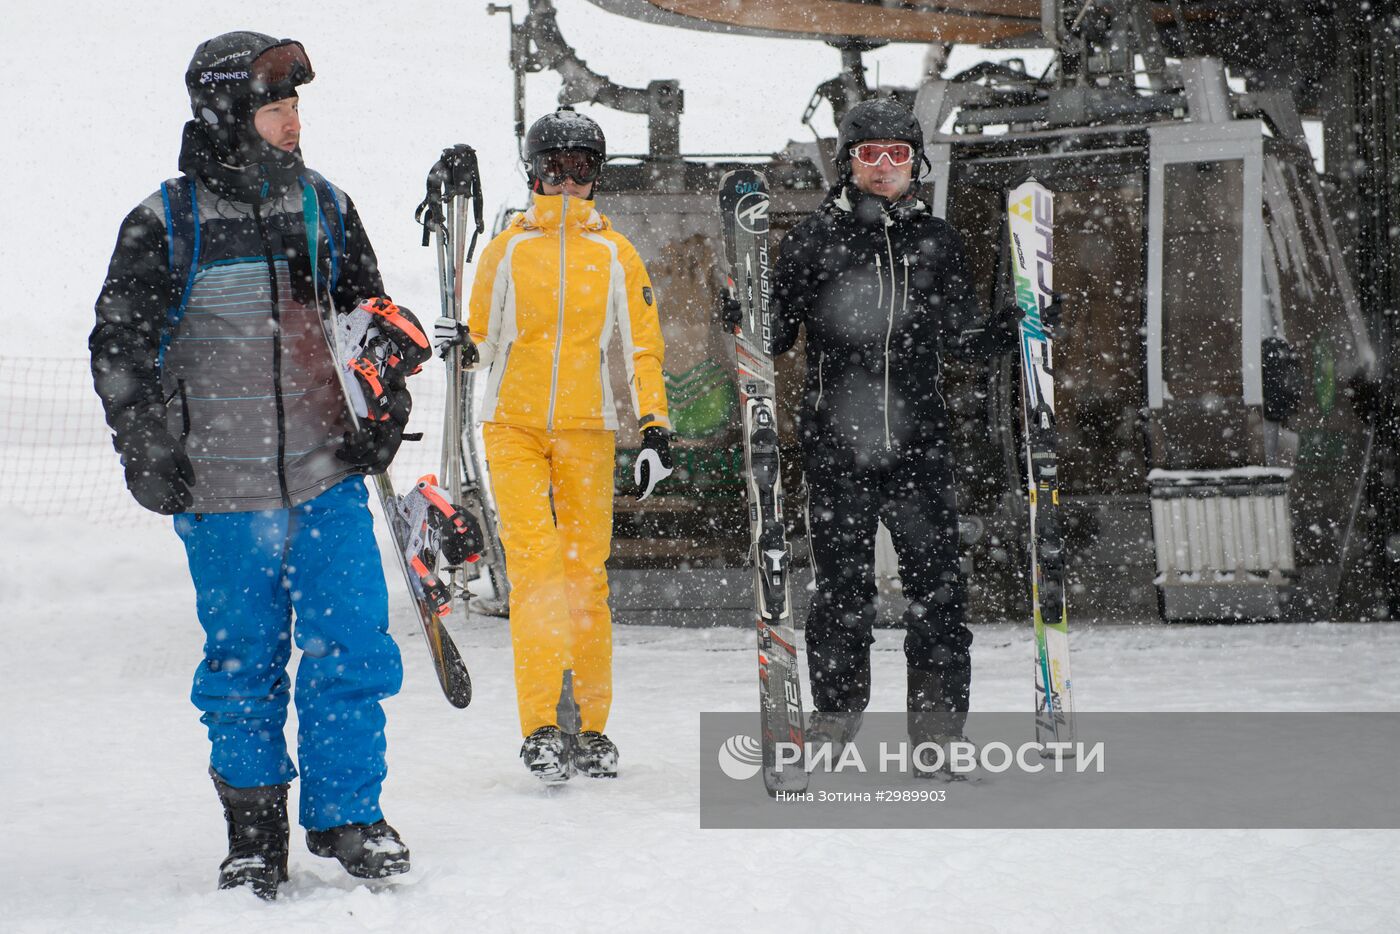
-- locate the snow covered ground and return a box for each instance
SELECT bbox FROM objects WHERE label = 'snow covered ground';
[3,509,1398,933]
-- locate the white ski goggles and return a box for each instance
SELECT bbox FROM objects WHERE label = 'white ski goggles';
[850,142,915,168]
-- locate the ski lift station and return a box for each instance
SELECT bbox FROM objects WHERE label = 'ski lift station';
[472,0,1400,625]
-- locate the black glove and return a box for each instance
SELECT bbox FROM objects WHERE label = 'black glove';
[113,415,195,514]
[633,426,675,501]
[459,338,480,368]
[336,419,405,475]
[719,294,743,333]
[986,302,1023,355]
[988,292,1063,354]
[337,372,412,474]
[1040,292,1063,332]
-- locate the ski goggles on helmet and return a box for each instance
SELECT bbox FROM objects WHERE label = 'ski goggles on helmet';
[249,40,314,95]
[532,148,603,186]
[850,142,915,168]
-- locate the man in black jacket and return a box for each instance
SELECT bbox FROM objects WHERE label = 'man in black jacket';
[765,98,1032,769]
[91,32,414,896]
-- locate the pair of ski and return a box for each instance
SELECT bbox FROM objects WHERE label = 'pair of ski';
[1007,180,1076,751]
[717,172,1075,795]
[718,170,808,795]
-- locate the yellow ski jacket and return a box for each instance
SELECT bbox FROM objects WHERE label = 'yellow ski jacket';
[467,192,670,433]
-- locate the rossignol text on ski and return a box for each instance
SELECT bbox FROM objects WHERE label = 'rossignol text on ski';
[718,168,808,795]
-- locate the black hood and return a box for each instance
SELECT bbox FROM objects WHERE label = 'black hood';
[178,120,302,205]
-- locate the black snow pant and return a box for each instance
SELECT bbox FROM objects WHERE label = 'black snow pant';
[803,439,973,715]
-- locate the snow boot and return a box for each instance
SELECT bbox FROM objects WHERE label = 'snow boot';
[306,820,410,879]
[521,725,573,783]
[910,732,980,782]
[210,767,289,900]
[574,731,619,778]
[907,665,974,781]
[806,711,864,755]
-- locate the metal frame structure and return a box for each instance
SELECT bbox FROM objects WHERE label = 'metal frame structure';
[488,0,1400,622]
[488,0,683,166]
[1145,119,1265,410]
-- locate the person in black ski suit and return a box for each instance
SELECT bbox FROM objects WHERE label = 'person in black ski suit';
[90,32,420,897]
[761,98,1045,759]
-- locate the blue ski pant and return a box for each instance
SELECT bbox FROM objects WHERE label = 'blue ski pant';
[173,478,402,831]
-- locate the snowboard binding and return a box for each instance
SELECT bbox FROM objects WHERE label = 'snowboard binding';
[337,297,432,425]
[397,474,484,615]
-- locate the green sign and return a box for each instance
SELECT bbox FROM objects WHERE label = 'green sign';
[665,360,737,439]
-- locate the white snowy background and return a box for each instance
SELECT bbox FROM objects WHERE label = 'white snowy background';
[3,1,1397,931]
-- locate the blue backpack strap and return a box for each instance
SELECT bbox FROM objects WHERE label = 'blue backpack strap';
[300,170,345,294]
[157,176,201,368]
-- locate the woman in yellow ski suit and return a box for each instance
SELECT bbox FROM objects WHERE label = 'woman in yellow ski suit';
[462,110,671,781]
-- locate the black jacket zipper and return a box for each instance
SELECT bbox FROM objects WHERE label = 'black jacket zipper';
[176,379,191,443]
[252,201,292,508]
[881,219,898,450]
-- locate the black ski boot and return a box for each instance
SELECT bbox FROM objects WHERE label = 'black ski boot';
[210,768,289,900]
[907,665,974,782]
[806,711,864,755]
[521,725,573,783]
[306,820,410,879]
[574,731,619,778]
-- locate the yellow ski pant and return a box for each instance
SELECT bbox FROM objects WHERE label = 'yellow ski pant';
[483,423,615,736]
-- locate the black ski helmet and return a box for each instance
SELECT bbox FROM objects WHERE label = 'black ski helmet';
[525,108,607,161]
[836,97,925,178]
[185,31,314,163]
